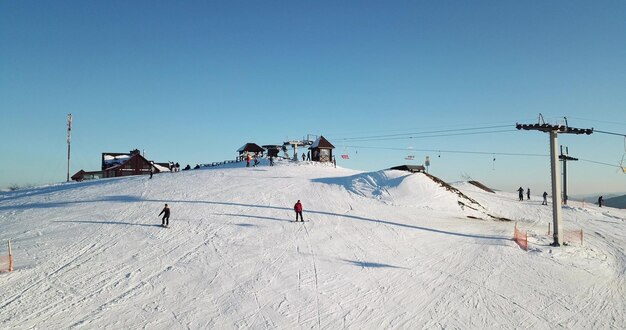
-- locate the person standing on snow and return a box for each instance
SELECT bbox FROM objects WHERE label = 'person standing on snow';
[294,200,304,222]
[526,188,530,200]
[159,204,171,227]
[542,192,548,205]
[598,196,604,207]
[517,187,524,201]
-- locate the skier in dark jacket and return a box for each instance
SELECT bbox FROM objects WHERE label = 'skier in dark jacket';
[294,200,304,222]
[542,192,548,205]
[159,204,170,227]
[598,196,603,207]
[526,188,530,200]
[517,187,524,201]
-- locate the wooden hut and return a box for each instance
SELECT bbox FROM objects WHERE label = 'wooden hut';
[102,153,157,178]
[70,170,103,182]
[71,148,167,182]
[237,143,265,160]
[262,145,282,158]
[309,136,335,162]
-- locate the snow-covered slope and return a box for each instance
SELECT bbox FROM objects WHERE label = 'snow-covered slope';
[1,160,625,328]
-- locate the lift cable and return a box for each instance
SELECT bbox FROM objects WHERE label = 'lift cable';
[334,128,516,143]
[594,129,626,137]
[333,145,548,157]
[331,124,513,141]
[578,158,623,169]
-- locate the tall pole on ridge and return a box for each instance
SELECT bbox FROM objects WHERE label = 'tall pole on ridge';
[67,113,72,182]
[559,146,578,205]
[549,131,563,245]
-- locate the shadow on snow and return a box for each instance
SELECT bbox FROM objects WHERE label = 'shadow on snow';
[53,220,163,228]
[8,195,509,242]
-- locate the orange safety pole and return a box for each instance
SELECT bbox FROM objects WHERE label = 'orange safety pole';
[581,229,584,246]
[8,240,13,272]
[548,223,551,235]
[525,231,528,251]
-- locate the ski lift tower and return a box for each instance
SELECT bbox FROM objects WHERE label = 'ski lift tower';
[283,135,317,161]
[516,116,592,246]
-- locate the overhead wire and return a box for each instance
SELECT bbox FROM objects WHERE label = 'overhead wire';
[594,129,626,137]
[564,116,626,127]
[333,145,548,158]
[333,124,512,141]
[333,126,516,143]
[327,119,625,171]
[578,158,623,169]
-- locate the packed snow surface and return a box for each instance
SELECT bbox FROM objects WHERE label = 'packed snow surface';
[1,159,625,329]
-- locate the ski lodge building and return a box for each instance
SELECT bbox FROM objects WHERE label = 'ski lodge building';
[71,149,169,182]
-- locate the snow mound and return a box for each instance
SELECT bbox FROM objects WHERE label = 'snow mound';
[314,170,489,218]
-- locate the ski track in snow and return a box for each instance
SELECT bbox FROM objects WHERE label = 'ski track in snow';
[0,160,625,328]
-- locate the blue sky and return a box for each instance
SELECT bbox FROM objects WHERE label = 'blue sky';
[1,1,625,195]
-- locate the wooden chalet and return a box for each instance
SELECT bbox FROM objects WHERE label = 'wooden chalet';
[237,143,265,159]
[102,153,156,178]
[309,136,335,162]
[72,149,166,182]
[71,170,103,182]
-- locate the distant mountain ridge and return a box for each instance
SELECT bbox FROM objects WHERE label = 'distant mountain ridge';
[605,194,626,209]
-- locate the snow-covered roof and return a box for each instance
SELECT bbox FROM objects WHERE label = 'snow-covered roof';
[153,163,170,172]
[310,135,335,149]
[103,154,130,167]
[237,143,265,153]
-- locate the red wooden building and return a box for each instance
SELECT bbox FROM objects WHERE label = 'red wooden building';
[71,149,165,181]
[102,153,155,178]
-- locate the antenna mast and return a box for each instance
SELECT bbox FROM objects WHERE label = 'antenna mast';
[67,113,72,182]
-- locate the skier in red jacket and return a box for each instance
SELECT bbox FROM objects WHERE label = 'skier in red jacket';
[294,200,304,222]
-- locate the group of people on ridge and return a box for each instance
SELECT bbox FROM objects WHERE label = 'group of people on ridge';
[518,187,549,205]
[517,188,606,207]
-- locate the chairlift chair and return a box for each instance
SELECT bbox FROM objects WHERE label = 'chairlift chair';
[405,146,415,161]
[341,146,350,160]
